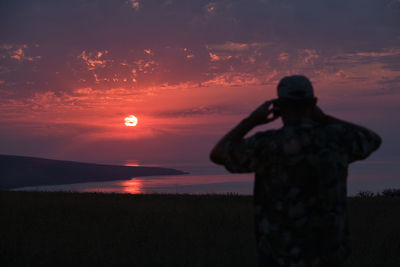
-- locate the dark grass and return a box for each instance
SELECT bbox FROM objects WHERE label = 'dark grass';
[1,191,400,267]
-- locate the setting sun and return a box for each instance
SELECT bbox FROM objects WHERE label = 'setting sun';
[124,115,138,127]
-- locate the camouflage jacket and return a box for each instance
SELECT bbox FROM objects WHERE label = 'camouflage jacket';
[220,118,381,267]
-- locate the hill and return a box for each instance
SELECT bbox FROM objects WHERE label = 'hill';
[0,154,187,189]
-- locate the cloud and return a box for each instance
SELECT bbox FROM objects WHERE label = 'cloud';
[156,105,225,118]
[77,50,109,70]
[332,48,400,67]
[209,52,222,61]
[127,0,140,10]
[349,86,400,97]
[161,107,217,117]
[207,42,250,52]
[205,2,217,14]
[133,58,158,73]
[202,72,260,87]
[377,75,400,85]
[0,43,41,62]
[279,53,289,62]
[0,0,399,169]
[3,0,398,48]
[302,49,319,64]
[0,0,398,102]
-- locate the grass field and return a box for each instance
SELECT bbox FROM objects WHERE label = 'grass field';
[1,191,400,267]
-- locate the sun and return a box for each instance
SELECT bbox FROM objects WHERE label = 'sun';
[124,115,138,127]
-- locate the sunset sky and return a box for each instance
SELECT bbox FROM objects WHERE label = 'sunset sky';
[1,0,399,180]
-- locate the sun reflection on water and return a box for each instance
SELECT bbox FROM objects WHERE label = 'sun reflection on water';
[121,179,143,194]
[124,160,141,167]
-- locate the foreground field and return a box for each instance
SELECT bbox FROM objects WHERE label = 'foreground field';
[1,191,399,266]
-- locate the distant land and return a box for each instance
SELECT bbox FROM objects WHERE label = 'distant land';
[0,154,187,190]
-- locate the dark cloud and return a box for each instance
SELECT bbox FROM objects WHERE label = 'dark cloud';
[0,0,399,100]
[377,75,400,85]
[380,54,400,71]
[1,0,398,47]
[350,87,400,97]
[156,105,226,117]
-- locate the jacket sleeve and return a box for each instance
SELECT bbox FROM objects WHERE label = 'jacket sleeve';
[219,131,277,173]
[342,124,382,163]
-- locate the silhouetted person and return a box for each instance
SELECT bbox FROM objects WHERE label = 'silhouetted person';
[210,75,381,267]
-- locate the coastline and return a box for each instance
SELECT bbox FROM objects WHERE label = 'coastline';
[11,173,255,195]
[0,154,187,190]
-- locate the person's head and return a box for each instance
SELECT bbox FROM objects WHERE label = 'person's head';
[276,75,317,124]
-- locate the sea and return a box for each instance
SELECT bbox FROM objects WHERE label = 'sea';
[12,160,400,196]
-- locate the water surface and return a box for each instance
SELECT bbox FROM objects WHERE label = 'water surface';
[14,173,254,195]
[12,160,400,196]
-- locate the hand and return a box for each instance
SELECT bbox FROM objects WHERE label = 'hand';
[248,99,280,126]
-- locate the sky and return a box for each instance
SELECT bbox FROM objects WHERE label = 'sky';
[1,0,399,179]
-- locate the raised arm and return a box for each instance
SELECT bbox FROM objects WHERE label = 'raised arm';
[312,106,382,162]
[210,100,279,165]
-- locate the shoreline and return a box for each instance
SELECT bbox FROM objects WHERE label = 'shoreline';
[0,154,187,190]
[10,173,255,195]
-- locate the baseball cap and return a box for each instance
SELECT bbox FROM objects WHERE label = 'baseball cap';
[277,75,314,100]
